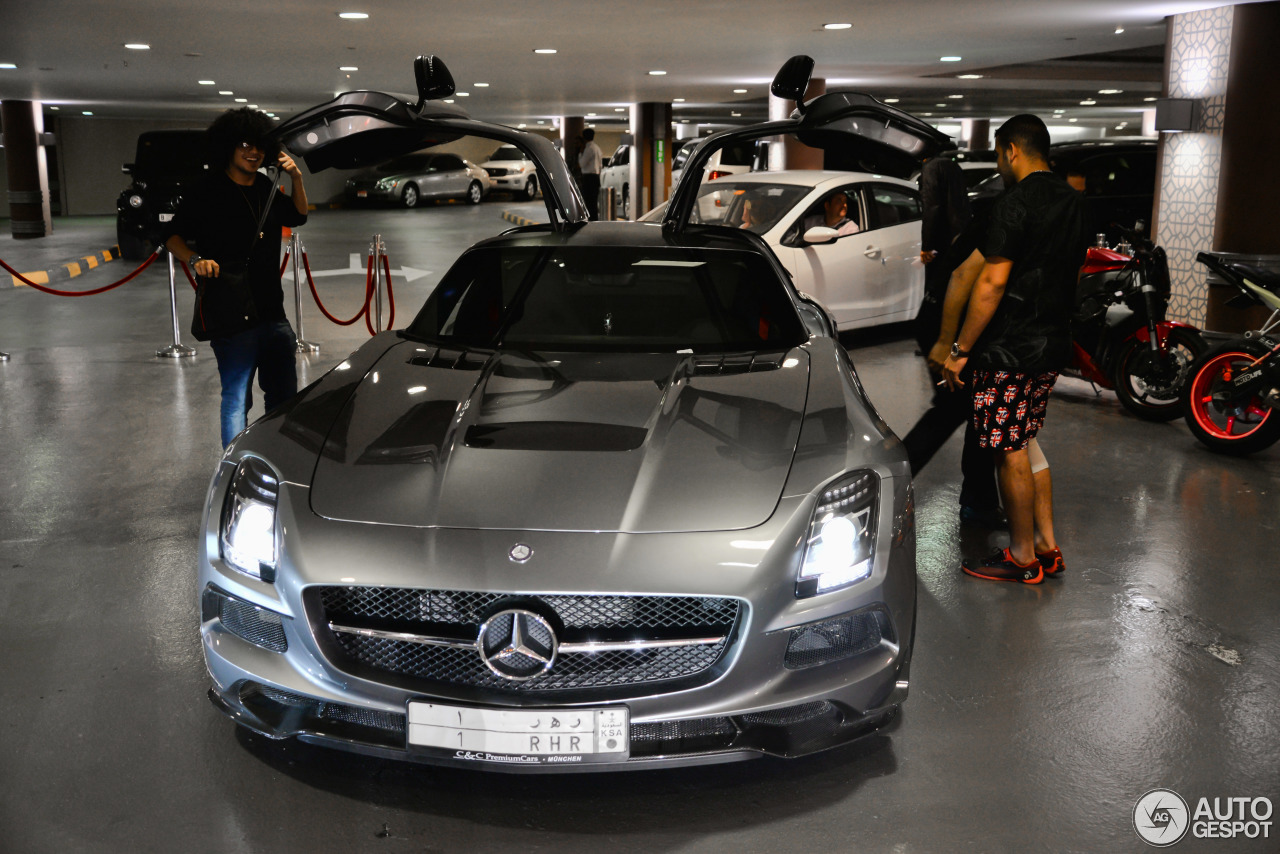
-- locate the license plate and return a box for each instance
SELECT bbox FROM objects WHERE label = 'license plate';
[407,701,629,766]
[357,190,368,198]
[158,213,174,222]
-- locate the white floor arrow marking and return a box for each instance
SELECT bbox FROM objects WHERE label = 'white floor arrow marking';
[304,253,432,283]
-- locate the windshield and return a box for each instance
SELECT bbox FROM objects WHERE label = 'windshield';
[689,181,810,233]
[134,134,206,179]
[489,147,525,161]
[406,246,805,353]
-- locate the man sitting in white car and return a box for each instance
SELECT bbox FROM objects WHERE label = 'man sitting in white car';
[801,191,860,237]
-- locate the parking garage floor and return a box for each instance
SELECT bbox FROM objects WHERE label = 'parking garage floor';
[1,207,1277,853]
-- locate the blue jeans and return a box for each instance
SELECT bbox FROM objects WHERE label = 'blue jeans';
[210,320,298,446]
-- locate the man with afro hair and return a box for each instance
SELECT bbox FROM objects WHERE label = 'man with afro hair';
[166,107,309,446]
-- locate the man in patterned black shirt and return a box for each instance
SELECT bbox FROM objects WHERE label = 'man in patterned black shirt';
[940,115,1088,584]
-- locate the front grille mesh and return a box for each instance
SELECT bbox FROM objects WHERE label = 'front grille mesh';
[251,684,406,734]
[218,595,288,653]
[315,587,740,692]
[784,608,893,670]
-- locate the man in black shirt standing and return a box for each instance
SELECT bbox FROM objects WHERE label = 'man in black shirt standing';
[941,115,1088,584]
[166,108,309,446]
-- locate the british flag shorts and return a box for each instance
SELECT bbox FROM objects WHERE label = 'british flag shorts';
[971,370,1058,451]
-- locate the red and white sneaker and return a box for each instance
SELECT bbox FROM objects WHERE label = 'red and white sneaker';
[962,548,1044,584]
[1037,548,1065,577]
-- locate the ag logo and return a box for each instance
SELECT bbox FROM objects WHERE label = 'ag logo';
[1134,788,1190,847]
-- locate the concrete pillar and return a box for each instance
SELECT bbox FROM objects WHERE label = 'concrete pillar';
[1153,3,1280,329]
[768,78,825,171]
[2,100,53,239]
[966,119,991,151]
[561,116,585,180]
[628,102,673,218]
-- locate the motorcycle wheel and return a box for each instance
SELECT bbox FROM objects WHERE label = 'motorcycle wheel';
[1112,328,1208,421]
[1182,341,1280,455]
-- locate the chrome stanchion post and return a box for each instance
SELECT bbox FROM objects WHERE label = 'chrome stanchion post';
[291,231,320,354]
[372,233,385,333]
[156,249,196,359]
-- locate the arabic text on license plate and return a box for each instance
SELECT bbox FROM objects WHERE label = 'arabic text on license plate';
[407,702,629,766]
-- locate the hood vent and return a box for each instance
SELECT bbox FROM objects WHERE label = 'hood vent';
[691,351,788,376]
[407,346,491,371]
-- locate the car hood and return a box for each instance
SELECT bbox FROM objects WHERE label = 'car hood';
[307,341,810,533]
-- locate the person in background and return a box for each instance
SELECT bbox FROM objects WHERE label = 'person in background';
[165,107,309,447]
[800,192,859,236]
[941,114,1089,585]
[578,128,603,220]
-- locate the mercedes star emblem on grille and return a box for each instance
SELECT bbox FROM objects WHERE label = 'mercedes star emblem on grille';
[509,544,533,563]
[476,609,557,680]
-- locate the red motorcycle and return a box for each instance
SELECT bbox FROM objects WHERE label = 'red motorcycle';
[1067,227,1208,421]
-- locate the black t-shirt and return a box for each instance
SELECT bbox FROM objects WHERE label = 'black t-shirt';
[168,171,308,323]
[975,171,1088,373]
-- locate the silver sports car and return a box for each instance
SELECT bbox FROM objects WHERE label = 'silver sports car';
[200,55,946,771]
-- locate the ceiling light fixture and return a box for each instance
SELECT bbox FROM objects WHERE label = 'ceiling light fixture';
[958,74,983,79]
[922,112,933,116]
[474,82,489,87]
[1099,89,1123,95]
[338,12,369,19]
[936,103,946,107]
[518,123,527,128]
[0,63,17,69]
[235,98,247,103]
[883,98,899,103]
[673,98,685,103]
[533,49,557,55]
[940,56,962,62]
[824,23,853,30]
[649,70,667,76]
[733,89,748,94]
[443,99,454,103]
[1080,99,1096,105]
[1144,97,1158,102]
[124,43,150,50]
[587,112,597,116]
[1115,26,1125,34]
[948,94,964,99]
[1069,118,1078,122]
[339,66,358,71]
[248,104,258,108]
[456,92,470,97]
[219,90,233,95]
[198,80,215,85]
[537,120,546,124]
[615,108,625,112]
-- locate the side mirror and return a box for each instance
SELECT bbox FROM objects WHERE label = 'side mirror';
[771,55,816,113]
[413,55,456,109]
[803,226,839,245]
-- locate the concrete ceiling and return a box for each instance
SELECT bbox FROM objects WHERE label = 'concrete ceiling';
[0,1,1263,133]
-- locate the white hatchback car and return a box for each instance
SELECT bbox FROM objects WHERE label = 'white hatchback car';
[480,144,540,200]
[645,171,925,330]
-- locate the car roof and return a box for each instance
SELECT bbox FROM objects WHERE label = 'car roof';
[474,220,766,252]
[702,170,914,189]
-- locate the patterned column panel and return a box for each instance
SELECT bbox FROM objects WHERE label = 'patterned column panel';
[1156,5,1233,325]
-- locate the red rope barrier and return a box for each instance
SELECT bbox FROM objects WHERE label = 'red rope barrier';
[381,253,396,331]
[301,251,373,327]
[279,251,290,279]
[364,253,378,336]
[0,249,162,297]
[178,260,198,290]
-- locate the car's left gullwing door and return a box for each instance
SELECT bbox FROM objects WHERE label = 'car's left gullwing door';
[269,54,588,230]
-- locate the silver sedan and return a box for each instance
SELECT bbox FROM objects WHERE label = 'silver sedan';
[345,152,490,207]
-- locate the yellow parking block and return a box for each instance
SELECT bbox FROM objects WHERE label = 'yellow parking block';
[82,255,99,269]
[12,270,50,287]
[63,262,82,277]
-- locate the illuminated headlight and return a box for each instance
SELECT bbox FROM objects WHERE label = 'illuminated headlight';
[796,471,878,598]
[376,178,399,190]
[128,194,143,208]
[219,457,280,582]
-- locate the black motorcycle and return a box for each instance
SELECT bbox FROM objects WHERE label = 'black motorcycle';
[1069,226,1207,420]
[1182,253,1280,455]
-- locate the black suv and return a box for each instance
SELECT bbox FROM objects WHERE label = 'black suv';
[116,129,208,259]
[968,138,1157,244]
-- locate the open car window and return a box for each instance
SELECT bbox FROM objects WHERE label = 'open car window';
[407,246,807,353]
[689,182,810,233]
